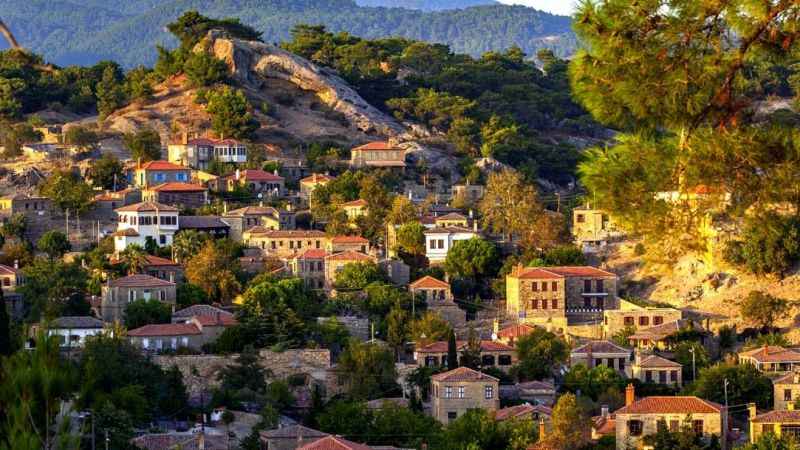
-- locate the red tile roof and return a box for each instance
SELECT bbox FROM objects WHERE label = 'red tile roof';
[128,323,201,337]
[615,396,723,415]
[325,251,373,262]
[226,169,284,182]
[110,254,179,267]
[225,206,279,216]
[259,230,326,238]
[517,380,556,392]
[423,226,477,235]
[572,340,630,355]
[298,436,371,450]
[514,266,616,279]
[341,199,368,207]
[495,404,535,421]
[751,410,800,423]
[636,355,682,368]
[774,372,800,385]
[301,173,334,184]
[409,275,450,290]
[0,264,20,275]
[352,141,399,152]
[139,161,189,171]
[115,201,179,212]
[193,314,238,327]
[186,138,217,146]
[297,249,328,259]
[593,416,616,436]
[149,182,206,193]
[112,228,140,237]
[416,340,514,354]
[109,274,175,288]
[496,324,536,340]
[436,212,467,221]
[739,346,800,364]
[431,366,499,383]
[331,235,369,244]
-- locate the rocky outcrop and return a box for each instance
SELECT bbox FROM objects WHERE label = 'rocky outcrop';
[202,31,405,137]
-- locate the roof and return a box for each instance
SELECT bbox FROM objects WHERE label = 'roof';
[0,264,20,275]
[592,415,616,436]
[513,266,617,279]
[261,424,329,440]
[496,324,536,340]
[353,141,400,152]
[173,304,233,319]
[751,410,800,423]
[298,436,372,450]
[296,249,328,259]
[111,254,179,267]
[179,216,229,229]
[431,366,499,383]
[149,182,206,193]
[226,169,284,182]
[572,340,630,355]
[115,201,179,213]
[409,276,450,290]
[416,340,514,354]
[436,212,467,221]
[131,433,227,450]
[423,226,477,235]
[636,355,682,368]
[108,274,175,288]
[615,396,724,415]
[249,230,326,238]
[128,323,201,337]
[113,228,140,237]
[225,206,279,217]
[139,161,189,171]
[629,319,707,341]
[495,404,536,421]
[331,235,369,244]
[774,372,800,385]
[517,380,556,392]
[193,314,238,327]
[301,173,334,184]
[739,346,800,364]
[325,251,373,262]
[341,199,368,208]
[50,316,104,329]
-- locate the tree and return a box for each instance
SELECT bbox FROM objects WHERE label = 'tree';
[447,328,458,369]
[184,51,228,87]
[185,241,241,304]
[123,66,154,101]
[218,346,270,394]
[36,231,70,260]
[123,128,161,162]
[688,363,773,409]
[0,288,9,356]
[673,342,709,383]
[18,258,88,320]
[334,261,385,290]
[64,126,98,148]
[118,244,149,274]
[203,86,259,139]
[444,237,498,283]
[172,230,208,263]
[176,283,209,309]
[124,299,172,330]
[562,364,626,401]
[740,433,797,450]
[0,122,41,157]
[740,291,790,331]
[410,311,452,347]
[386,306,409,360]
[336,340,398,400]
[642,419,720,450]
[387,196,417,225]
[725,213,800,277]
[395,222,426,256]
[513,328,568,381]
[459,327,482,370]
[549,393,590,450]
[39,168,94,213]
[96,64,125,119]
[88,153,124,190]
[166,10,262,49]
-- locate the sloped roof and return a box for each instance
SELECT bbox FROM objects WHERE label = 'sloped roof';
[739,346,800,364]
[629,319,707,341]
[128,323,201,337]
[51,316,104,329]
[139,161,189,171]
[225,206,278,216]
[495,404,535,421]
[110,254,179,267]
[615,396,723,415]
[496,324,536,340]
[115,202,178,213]
[431,366,499,383]
[149,183,206,193]
[298,436,372,450]
[113,228,140,237]
[261,424,328,440]
[131,433,227,450]
[109,274,175,288]
[636,355,682,368]
[296,249,328,259]
[514,266,616,279]
[301,173,334,184]
[571,340,630,355]
[409,276,450,289]
[226,169,283,182]
[352,141,399,152]
[325,251,373,262]
[252,230,326,238]
[416,340,514,353]
[436,212,467,221]
[331,235,369,244]
[0,264,20,275]
[517,380,556,392]
[172,304,232,319]
[774,372,800,385]
[423,226,477,235]
[179,216,229,229]
[751,410,800,423]
[341,199,368,208]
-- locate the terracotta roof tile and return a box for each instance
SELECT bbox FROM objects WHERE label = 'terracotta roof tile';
[495,404,535,421]
[261,425,328,440]
[0,264,20,275]
[514,266,616,279]
[109,274,175,288]
[298,436,372,450]
[331,235,369,244]
[751,410,800,423]
[629,319,707,341]
[416,340,514,354]
[496,324,536,340]
[352,141,399,151]
[409,276,450,289]
[325,251,373,262]
[113,228,140,237]
[149,183,206,193]
[128,323,201,337]
[341,199,368,207]
[431,366,499,383]
[572,340,630,355]
[636,355,682,368]
[423,226,477,235]
[301,173,334,184]
[615,396,723,415]
[115,201,179,212]
[139,161,189,171]
[255,230,326,238]
[110,254,179,267]
[225,206,279,216]
[774,372,800,385]
[436,212,467,221]
[297,249,328,259]
[225,169,283,182]
[739,346,800,364]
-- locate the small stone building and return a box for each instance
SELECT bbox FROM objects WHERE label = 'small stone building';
[631,354,682,387]
[101,274,176,322]
[773,372,800,411]
[570,340,631,377]
[431,367,499,424]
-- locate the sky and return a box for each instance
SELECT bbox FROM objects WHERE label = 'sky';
[496,0,576,16]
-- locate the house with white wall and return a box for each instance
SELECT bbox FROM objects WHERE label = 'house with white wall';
[423,226,480,263]
[113,202,179,252]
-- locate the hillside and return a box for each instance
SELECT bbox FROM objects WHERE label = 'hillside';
[354,0,496,10]
[0,0,575,67]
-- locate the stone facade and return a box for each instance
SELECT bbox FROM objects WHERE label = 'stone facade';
[774,372,800,411]
[431,367,499,424]
[603,300,682,338]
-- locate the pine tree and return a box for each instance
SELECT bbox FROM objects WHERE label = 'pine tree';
[0,288,10,356]
[447,329,458,369]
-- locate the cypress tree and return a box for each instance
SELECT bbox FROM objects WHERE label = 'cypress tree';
[446,329,458,369]
[0,288,10,356]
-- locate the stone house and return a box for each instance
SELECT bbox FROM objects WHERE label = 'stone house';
[431,367,499,424]
[451,183,485,205]
[434,212,471,228]
[222,169,285,196]
[244,229,328,258]
[738,346,800,373]
[132,161,192,188]
[290,249,327,290]
[570,340,631,377]
[627,319,710,350]
[171,304,236,325]
[614,385,727,450]
[773,372,800,411]
[631,354,682,387]
[324,251,375,289]
[128,312,235,352]
[300,173,334,198]
[572,206,624,253]
[167,136,248,170]
[178,216,231,239]
[93,188,141,213]
[0,194,53,241]
[505,266,619,331]
[516,380,556,406]
[0,263,24,293]
[409,276,464,326]
[340,199,368,220]
[378,258,410,286]
[260,425,329,450]
[327,235,370,254]
[223,205,295,242]
[749,403,800,443]
[142,182,208,209]
[111,254,183,283]
[603,300,682,338]
[101,274,176,322]
[414,340,516,372]
[349,141,406,169]
[423,226,480,264]
[494,324,536,347]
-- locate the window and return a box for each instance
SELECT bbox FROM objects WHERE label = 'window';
[670,370,678,382]
[445,386,452,398]
[542,282,548,292]
[447,412,457,420]
[482,355,496,367]
[596,279,604,292]
[437,239,445,249]
[532,282,538,292]
[484,385,494,399]
[142,338,150,349]
[552,299,558,309]
[618,358,626,370]
[576,214,585,223]
[692,420,704,435]
[2,278,9,286]
[657,420,668,433]
[639,316,650,326]
[551,281,557,291]
[498,355,512,366]
[541,300,547,310]
[624,316,634,326]
[654,316,663,325]
[628,420,643,436]
[584,279,592,292]
[458,386,465,398]
[531,299,538,309]
[594,358,602,368]
[645,370,653,383]
[425,356,439,367]
[669,420,680,432]
[786,389,793,402]
[659,371,667,383]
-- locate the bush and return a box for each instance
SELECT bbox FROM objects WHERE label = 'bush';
[725,212,800,276]
[634,242,646,256]
[183,51,228,87]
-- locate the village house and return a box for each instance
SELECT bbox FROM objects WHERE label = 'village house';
[409,276,464,326]
[424,226,480,264]
[572,206,624,253]
[451,183,485,205]
[627,319,710,350]
[328,236,370,254]
[167,136,248,170]
[132,161,192,188]
[614,385,728,450]
[340,199,368,220]
[222,169,285,196]
[494,323,536,347]
[178,216,231,239]
[46,316,105,348]
[0,263,24,293]
[749,403,800,443]
[130,305,236,352]
[505,266,619,331]
[495,403,538,422]
[93,188,141,214]
[434,212,470,228]
[244,229,328,258]
[100,274,177,322]
[300,173,334,198]
[569,340,631,377]
[631,354,682,387]
[592,406,616,441]
[414,340,516,372]
[0,193,54,241]
[516,381,556,406]
[349,141,406,169]
[223,205,295,242]
[739,346,800,373]
[298,436,379,450]
[275,158,310,182]
[324,251,375,289]
[142,182,208,209]
[260,424,329,450]
[290,249,327,290]
[113,202,179,252]
[132,433,227,450]
[379,258,411,286]
[111,254,183,283]
[603,299,682,339]
[431,367,499,424]
[773,372,800,410]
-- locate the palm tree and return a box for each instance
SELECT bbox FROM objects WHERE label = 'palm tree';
[172,230,206,264]
[119,244,149,275]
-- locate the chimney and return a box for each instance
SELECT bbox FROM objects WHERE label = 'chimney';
[235,169,241,181]
[601,405,609,418]
[13,259,18,269]
[748,403,757,420]
[273,168,279,176]
[625,383,635,406]
[538,418,546,442]
[181,131,188,145]
[473,220,478,232]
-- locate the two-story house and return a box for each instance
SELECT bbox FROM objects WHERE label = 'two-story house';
[614,385,727,450]
[167,136,248,170]
[222,169,285,196]
[300,173,334,198]
[290,249,327,290]
[749,403,800,443]
[324,251,375,289]
[572,206,624,253]
[223,205,295,242]
[340,199,368,221]
[244,229,328,258]
[628,319,710,350]
[506,266,619,331]
[100,274,176,322]
[631,354,682,387]
[0,194,54,241]
[423,226,480,263]
[570,340,631,377]
[132,161,192,188]
[113,202,179,252]
[415,340,516,372]
[328,236,370,254]
[409,276,464,326]
[349,141,406,169]
[603,299,682,339]
[46,316,105,348]
[739,346,800,373]
[431,367,499,424]
[773,372,800,411]
[142,182,208,209]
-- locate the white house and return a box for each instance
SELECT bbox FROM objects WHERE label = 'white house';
[423,226,480,263]
[167,136,248,170]
[47,316,105,348]
[113,202,179,252]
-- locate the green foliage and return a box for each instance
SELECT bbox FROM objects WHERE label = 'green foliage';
[673,342,709,382]
[185,240,242,304]
[395,221,426,255]
[124,298,172,330]
[203,85,259,139]
[36,230,71,260]
[334,261,387,290]
[512,327,568,381]
[336,339,398,400]
[314,317,351,349]
[739,291,790,331]
[176,282,209,309]
[439,408,535,450]
[1,122,42,157]
[739,433,799,450]
[39,168,94,212]
[18,258,88,320]
[725,213,800,277]
[183,51,228,87]
[744,333,791,350]
[687,363,773,409]
[642,420,721,450]
[0,289,9,356]
[64,125,98,147]
[96,64,126,119]
[528,244,586,267]
[563,364,626,401]
[218,346,271,394]
[444,237,499,282]
[124,127,162,162]
[167,10,263,50]
[88,153,125,190]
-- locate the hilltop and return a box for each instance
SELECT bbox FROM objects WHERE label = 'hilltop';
[0,0,575,67]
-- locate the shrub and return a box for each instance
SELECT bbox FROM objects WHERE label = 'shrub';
[725,212,800,276]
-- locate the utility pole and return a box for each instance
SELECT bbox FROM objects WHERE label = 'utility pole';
[724,378,729,407]
[689,347,696,381]
[104,429,109,450]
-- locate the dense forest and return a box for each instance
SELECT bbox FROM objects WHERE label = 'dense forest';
[354,0,496,10]
[0,0,574,67]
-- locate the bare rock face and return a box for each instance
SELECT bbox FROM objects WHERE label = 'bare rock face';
[203,31,405,137]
